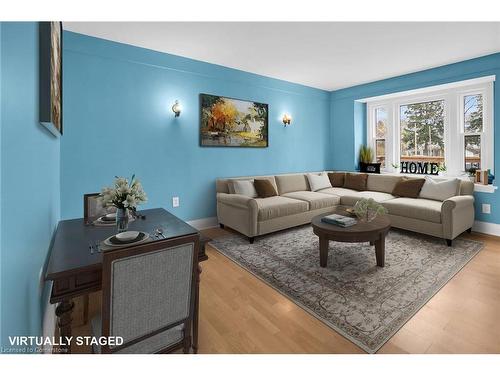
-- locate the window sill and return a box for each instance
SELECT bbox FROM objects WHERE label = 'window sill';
[380,171,497,193]
[474,184,498,193]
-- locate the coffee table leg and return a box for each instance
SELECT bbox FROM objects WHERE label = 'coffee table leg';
[319,236,329,268]
[374,236,385,267]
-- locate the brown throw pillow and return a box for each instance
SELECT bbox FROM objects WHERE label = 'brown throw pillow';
[344,173,368,191]
[392,177,425,198]
[254,179,278,198]
[328,172,345,187]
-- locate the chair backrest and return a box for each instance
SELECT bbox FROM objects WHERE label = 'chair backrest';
[84,193,115,223]
[100,234,199,353]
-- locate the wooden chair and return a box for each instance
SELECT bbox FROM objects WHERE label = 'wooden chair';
[82,193,115,324]
[84,193,115,224]
[91,234,199,354]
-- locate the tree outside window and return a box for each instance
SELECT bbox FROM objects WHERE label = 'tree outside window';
[464,94,482,171]
[400,100,445,168]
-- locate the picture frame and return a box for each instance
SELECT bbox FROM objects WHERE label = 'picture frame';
[200,93,268,148]
[39,21,63,136]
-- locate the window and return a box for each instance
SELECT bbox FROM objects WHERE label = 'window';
[463,94,483,171]
[374,108,387,168]
[366,76,494,176]
[399,100,445,168]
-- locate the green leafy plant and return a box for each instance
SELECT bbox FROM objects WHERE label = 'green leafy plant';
[353,198,388,222]
[466,167,477,177]
[438,164,447,172]
[359,145,374,164]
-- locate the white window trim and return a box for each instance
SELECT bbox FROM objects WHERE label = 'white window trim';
[365,77,494,177]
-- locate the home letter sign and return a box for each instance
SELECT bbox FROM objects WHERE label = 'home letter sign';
[400,161,439,175]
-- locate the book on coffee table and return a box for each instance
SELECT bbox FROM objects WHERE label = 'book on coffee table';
[321,213,357,227]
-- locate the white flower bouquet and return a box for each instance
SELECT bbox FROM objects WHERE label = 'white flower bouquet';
[99,174,148,211]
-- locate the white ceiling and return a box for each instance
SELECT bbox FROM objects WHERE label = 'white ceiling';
[63,22,500,91]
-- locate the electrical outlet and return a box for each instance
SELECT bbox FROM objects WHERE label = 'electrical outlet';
[172,196,180,208]
[482,203,491,214]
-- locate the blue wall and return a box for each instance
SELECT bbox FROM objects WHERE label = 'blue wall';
[60,32,331,221]
[330,53,500,225]
[0,22,61,349]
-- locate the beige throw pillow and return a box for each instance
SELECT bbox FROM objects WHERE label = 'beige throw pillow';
[232,180,258,198]
[419,177,459,201]
[307,173,332,192]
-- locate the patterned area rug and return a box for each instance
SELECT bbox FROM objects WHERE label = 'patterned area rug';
[209,226,483,353]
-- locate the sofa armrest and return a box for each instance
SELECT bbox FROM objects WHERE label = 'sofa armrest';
[216,193,259,237]
[441,195,475,239]
[217,193,253,209]
[442,195,475,211]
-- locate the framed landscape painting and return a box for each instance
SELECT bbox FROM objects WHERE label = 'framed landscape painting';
[39,21,63,136]
[200,94,268,147]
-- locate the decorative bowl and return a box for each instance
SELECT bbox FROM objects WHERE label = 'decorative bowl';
[115,231,140,241]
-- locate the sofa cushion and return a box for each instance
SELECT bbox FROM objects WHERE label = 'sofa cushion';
[382,197,442,223]
[306,173,332,192]
[419,177,460,201]
[318,187,359,197]
[217,176,278,194]
[282,191,340,210]
[227,181,236,194]
[344,173,368,191]
[275,174,310,194]
[255,196,309,221]
[392,177,425,198]
[254,179,278,198]
[327,172,345,187]
[232,180,258,198]
[459,180,474,195]
[367,175,402,193]
[341,191,396,206]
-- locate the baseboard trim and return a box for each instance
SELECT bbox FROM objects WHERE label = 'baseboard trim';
[473,220,500,237]
[188,216,218,230]
[42,281,56,354]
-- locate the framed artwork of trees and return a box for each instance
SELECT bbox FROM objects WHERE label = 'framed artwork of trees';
[39,21,63,136]
[200,94,268,147]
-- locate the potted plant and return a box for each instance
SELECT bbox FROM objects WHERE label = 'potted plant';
[353,198,388,222]
[438,164,447,175]
[358,145,381,173]
[99,174,148,232]
[466,167,477,183]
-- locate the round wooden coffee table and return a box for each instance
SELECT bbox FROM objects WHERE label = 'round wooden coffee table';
[311,208,391,268]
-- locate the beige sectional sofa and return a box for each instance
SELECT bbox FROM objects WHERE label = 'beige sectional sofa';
[216,172,475,246]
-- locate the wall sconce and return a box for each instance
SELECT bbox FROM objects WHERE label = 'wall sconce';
[172,100,182,117]
[282,114,292,126]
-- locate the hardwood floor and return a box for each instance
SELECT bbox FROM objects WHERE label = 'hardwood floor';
[69,228,500,354]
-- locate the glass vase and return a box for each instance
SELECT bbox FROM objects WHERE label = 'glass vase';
[116,207,129,232]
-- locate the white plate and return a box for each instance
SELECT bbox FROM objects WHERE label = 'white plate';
[103,232,150,247]
[105,213,116,219]
[94,216,135,226]
[116,231,140,241]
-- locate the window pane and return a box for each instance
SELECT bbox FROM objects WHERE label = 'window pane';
[375,108,387,138]
[400,100,445,167]
[464,94,483,134]
[464,135,481,171]
[376,139,385,167]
